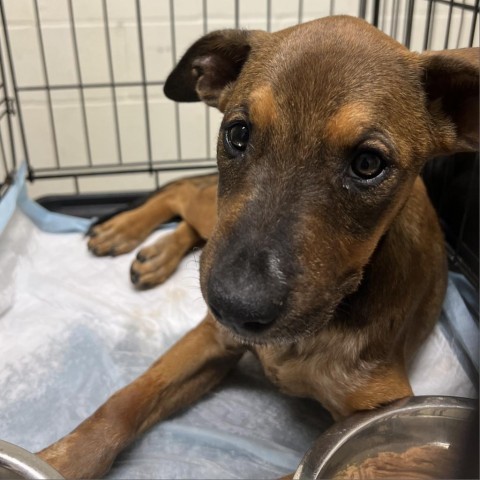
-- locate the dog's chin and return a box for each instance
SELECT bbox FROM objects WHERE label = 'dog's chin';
[211,308,336,347]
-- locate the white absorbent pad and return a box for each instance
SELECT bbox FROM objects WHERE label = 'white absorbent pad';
[0,208,477,479]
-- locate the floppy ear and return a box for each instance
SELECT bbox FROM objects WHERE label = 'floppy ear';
[164,30,262,110]
[420,47,479,155]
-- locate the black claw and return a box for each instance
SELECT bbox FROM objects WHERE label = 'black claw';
[137,282,153,290]
[130,270,139,284]
[136,253,146,263]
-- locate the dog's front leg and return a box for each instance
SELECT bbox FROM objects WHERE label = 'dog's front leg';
[37,314,244,479]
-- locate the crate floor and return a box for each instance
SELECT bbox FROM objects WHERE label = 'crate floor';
[0,209,477,479]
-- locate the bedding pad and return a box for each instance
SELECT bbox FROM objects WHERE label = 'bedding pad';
[0,203,477,479]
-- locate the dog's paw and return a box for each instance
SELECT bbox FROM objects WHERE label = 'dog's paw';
[87,211,150,257]
[130,234,188,289]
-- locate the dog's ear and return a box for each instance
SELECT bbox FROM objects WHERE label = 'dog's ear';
[164,30,261,110]
[420,47,479,155]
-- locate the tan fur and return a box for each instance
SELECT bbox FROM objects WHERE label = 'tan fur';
[344,364,412,413]
[40,16,478,478]
[325,102,372,147]
[255,335,412,420]
[249,85,278,129]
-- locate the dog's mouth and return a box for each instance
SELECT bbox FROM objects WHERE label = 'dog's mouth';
[241,321,271,333]
[209,298,341,346]
[213,318,279,346]
[209,304,274,337]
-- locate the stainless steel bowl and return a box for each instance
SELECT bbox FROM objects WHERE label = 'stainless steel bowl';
[294,396,477,479]
[0,440,63,479]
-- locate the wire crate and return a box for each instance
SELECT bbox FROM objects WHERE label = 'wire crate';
[0,0,478,287]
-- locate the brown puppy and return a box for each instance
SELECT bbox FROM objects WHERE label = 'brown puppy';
[39,16,479,479]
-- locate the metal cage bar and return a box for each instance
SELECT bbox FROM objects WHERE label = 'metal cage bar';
[0,1,30,180]
[67,0,93,168]
[135,0,153,174]
[298,0,304,24]
[102,0,124,166]
[469,0,480,45]
[169,0,182,162]
[32,0,61,169]
[0,125,8,176]
[0,31,15,175]
[202,0,211,160]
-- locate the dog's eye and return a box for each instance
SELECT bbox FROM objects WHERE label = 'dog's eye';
[224,122,250,155]
[350,152,385,180]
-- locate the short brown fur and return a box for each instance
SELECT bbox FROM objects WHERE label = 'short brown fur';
[38,15,478,478]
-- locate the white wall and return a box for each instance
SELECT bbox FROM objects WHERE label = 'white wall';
[0,0,477,198]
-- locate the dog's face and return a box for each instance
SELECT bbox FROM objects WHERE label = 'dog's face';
[165,16,478,344]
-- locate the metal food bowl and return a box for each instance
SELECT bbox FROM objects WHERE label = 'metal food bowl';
[0,440,63,479]
[294,396,477,479]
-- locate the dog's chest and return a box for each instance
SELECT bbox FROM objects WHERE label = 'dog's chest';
[253,337,360,416]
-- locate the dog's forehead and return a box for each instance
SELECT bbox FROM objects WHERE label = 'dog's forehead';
[238,17,420,136]
[265,16,413,87]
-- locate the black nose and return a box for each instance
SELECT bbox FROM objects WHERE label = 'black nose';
[206,247,289,334]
